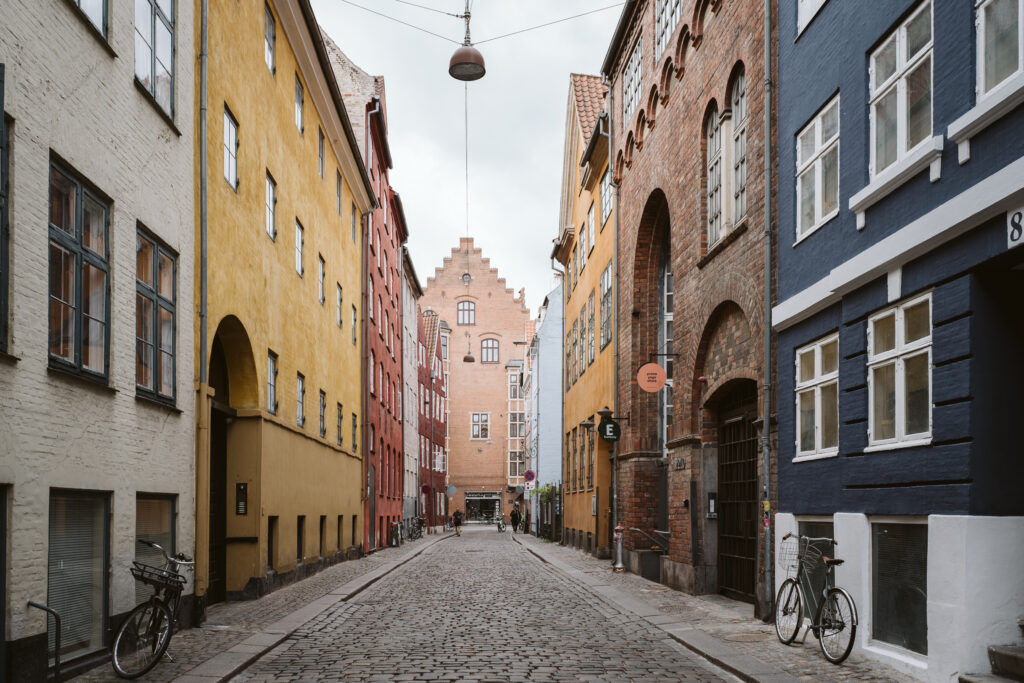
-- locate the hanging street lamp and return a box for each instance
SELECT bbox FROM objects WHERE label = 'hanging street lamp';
[449,1,485,81]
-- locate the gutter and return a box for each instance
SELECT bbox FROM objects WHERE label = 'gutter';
[199,0,208,384]
[762,0,774,613]
[600,0,639,79]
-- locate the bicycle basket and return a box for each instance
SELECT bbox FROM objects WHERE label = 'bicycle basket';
[779,537,801,578]
[130,562,185,591]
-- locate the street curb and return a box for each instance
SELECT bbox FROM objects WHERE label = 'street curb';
[173,533,453,683]
[512,534,798,683]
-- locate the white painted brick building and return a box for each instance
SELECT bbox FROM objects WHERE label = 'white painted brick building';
[0,1,195,679]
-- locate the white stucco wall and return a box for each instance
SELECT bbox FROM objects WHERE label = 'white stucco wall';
[0,0,195,644]
[401,268,419,521]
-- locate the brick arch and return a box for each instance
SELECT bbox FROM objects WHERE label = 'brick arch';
[614,150,625,184]
[627,189,671,453]
[674,26,691,79]
[660,59,673,102]
[210,314,259,409]
[624,131,635,167]
[647,84,659,127]
[691,0,724,49]
[635,110,647,148]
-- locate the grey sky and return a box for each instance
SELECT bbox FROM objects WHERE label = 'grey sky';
[312,1,621,313]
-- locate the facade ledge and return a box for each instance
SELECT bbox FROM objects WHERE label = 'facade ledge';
[666,434,701,448]
[850,136,944,230]
[0,349,20,364]
[862,437,932,453]
[792,450,837,463]
[948,71,1024,164]
[697,220,748,269]
[47,363,117,395]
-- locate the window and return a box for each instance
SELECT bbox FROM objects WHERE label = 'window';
[481,338,499,363]
[71,0,106,35]
[600,262,613,349]
[578,428,585,489]
[868,294,932,446]
[731,69,748,221]
[224,108,238,189]
[872,522,928,654]
[797,0,829,34]
[623,39,643,121]
[335,284,342,327]
[978,0,1023,96]
[565,334,572,388]
[369,279,374,320]
[578,310,586,375]
[318,128,325,178]
[265,172,276,238]
[600,167,613,226]
[587,205,596,253]
[296,373,305,427]
[336,171,342,214]
[295,220,303,275]
[508,373,521,399]
[795,334,839,458]
[471,412,489,439]
[571,321,578,383]
[870,1,932,176]
[294,75,304,133]
[342,403,350,446]
[351,305,357,344]
[317,255,325,303]
[581,292,593,365]
[457,300,475,325]
[658,254,674,453]
[509,412,525,438]
[587,428,595,488]
[796,96,840,239]
[267,350,278,413]
[297,515,305,562]
[135,496,174,604]
[136,229,176,401]
[571,429,578,490]
[351,202,357,243]
[0,108,7,353]
[509,451,525,477]
[579,227,588,271]
[705,105,723,245]
[264,3,275,72]
[441,334,448,360]
[319,390,326,437]
[134,0,175,116]
[369,350,375,394]
[352,413,358,451]
[48,163,109,378]
[655,0,682,58]
[48,491,109,662]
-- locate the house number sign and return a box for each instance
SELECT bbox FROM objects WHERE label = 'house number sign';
[1009,206,1024,251]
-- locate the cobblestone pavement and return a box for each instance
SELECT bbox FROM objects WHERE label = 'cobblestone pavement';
[514,534,915,683]
[235,527,736,682]
[73,535,438,682]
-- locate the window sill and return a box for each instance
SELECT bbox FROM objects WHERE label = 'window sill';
[792,450,838,463]
[135,390,181,413]
[133,79,180,136]
[47,362,116,394]
[948,71,1024,164]
[698,220,748,269]
[62,0,117,58]
[849,135,944,230]
[862,436,932,453]
[0,349,20,364]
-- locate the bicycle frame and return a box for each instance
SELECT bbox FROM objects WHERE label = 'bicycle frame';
[789,536,858,640]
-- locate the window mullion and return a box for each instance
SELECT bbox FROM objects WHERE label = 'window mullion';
[895,356,906,440]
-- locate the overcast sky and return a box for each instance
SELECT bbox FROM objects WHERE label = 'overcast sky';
[312,0,622,314]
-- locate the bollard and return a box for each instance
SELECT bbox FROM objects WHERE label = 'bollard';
[612,525,626,573]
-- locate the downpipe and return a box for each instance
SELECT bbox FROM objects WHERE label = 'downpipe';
[762,0,775,618]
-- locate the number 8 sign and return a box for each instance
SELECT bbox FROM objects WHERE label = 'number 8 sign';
[1009,207,1024,250]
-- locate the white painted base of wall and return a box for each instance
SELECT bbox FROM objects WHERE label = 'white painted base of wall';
[775,512,1024,682]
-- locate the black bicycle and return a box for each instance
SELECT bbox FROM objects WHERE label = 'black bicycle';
[111,540,194,678]
[408,516,424,540]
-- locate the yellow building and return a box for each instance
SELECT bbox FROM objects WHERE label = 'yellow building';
[553,75,616,557]
[193,0,375,605]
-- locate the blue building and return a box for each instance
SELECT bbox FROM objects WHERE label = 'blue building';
[773,1,1024,679]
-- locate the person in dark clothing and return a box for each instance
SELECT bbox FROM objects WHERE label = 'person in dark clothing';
[510,506,521,535]
[452,509,463,536]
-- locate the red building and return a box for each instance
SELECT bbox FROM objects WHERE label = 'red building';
[419,311,448,531]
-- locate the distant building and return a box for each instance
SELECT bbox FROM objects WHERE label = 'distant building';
[418,310,448,531]
[401,248,422,534]
[774,1,1024,678]
[524,285,564,538]
[0,2,195,678]
[421,239,531,523]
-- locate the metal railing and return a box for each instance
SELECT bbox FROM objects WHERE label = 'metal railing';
[27,601,61,681]
[629,527,669,551]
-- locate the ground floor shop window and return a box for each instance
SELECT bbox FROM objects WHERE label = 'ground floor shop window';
[135,495,175,603]
[872,522,928,654]
[48,491,109,662]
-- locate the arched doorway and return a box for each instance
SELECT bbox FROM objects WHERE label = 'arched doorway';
[713,380,758,602]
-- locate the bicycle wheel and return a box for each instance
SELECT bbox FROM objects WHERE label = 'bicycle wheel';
[111,599,173,678]
[774,578,802,644]
[818,588,856,664]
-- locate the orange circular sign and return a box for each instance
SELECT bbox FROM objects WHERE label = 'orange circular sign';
[637,362,667,392]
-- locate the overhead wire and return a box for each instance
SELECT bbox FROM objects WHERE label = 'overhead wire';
[337,0,461,44]
[391,0,463,18]
[474,3,625,45]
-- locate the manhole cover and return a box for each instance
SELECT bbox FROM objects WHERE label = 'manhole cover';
[720,632,772,642]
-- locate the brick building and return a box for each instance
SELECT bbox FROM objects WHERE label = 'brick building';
[421,239,531,523]
[418,310,447,531]
[330,48,407,552]
[0,1,195,677]
[602,0,776,616]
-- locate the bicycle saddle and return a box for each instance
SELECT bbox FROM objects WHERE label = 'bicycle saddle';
[823,557,844,566]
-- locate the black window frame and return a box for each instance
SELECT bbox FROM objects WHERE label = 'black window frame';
[48,159,111,381]
[134,0,176,119]
[319,389,326,438]
[135,226,178,405]
[1,69,9,354]
[336,402,343,446]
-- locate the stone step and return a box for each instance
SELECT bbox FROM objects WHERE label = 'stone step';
[959,674,1019,683]
[990,645,1024,681]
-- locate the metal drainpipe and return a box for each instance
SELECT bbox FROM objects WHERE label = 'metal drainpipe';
[762,0,775,614]
[199,0,208,384]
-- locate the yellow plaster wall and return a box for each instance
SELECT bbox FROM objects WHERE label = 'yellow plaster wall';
[196,0,368,593]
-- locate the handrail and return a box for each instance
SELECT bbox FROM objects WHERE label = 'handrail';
[27,601,61,681]
[629,527,669,551]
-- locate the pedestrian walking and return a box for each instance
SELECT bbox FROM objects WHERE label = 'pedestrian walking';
[453,509,463,536]
[510,505,521,535]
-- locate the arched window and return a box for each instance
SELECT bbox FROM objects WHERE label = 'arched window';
[457,300,475,325]
[481,338,499,363]
[730,67,748,221]
[705,103,723,245]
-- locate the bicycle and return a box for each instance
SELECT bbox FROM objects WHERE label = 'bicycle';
[408,516,424,540]
[774,533,858,664]
[111,540,194,678]
[496,515,506,532]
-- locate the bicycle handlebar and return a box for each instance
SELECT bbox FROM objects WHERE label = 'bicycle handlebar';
[781,533,837,545]
[139,539,195,569]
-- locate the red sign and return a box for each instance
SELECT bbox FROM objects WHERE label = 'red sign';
[637,362,667,393]
[524,470,535,483]
[421,484,431,494]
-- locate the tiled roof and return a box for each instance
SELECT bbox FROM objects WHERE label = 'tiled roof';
[422,311,440,359]
[571,73,607,142]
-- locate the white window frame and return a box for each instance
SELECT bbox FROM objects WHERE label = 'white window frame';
[600,167,613,226]
[317,255,325,303]
[295,220,303,275]
[224,108,238,189]
[336,284,342,327]
[655,0,682,58]
[797,0,829,35]
[623,38,643,121]
[294,74,304,133]
[600,261,613,349]
[267,350,278,414]
[578,227,587,271]
[706,106,723,246]
[866,292,933,450]
[296,372,305,427]
[795,95,841,242]
[869,1,933,178]
[731,70,748,222]
[264,3,275,73]
[587,204,595,254]
[319,389,326,438]
[265,172,276,239]
[794,334,840,461]
[318,127,325,178]
[471,412,490,440]
[977,0,1024,98]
